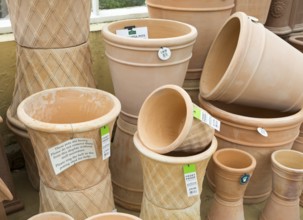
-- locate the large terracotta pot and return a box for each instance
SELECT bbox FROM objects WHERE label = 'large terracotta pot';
[232,0,272,24]
[260,150,303,220]
[199,12,303,112]
[102,18,197,124]
[85,212,141,220]
[6,0,91,48]
[134,133,217,219]
[137,85,214,154]
[207,148,256,220]
[28,211,74,220]
[110,117,143,211]
[199,96,303,203]
[17,87,121,219]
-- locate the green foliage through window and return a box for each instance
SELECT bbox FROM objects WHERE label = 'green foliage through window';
[100,0,145,9]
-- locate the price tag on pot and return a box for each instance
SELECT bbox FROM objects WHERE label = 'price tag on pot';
[48,138,97,175]
[183,164,199,197]
[158,47,171,61]
[257,127,268,137]
[101,125,111,160]
[193,104,221,131]
[116,26,148,39]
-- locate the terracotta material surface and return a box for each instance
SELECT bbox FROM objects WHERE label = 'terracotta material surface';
[182,79,200,105]
[103,18,197,122]
[138,85,214,154]
[110,117,143,211]
[260,150,303,220]
[288,33,303,53]
[6,0,91,48]
[199,97,303,204]
[85,212,141,220]
[146,0,234,80]
[207,148,256,220]
[134,133,217,219]
[200,12,303,112]
[28,211,74,220]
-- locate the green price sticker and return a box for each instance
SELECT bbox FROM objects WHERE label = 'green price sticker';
[100,125,109,136]
[183,164,196,174]
[193,104,201,120]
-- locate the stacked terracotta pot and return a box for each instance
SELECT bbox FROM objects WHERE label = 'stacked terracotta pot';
[6,0,95,191]
[198,11,303,217]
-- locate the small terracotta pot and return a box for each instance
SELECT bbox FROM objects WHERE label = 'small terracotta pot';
[199,12,303,112]
[146,0,235,80]
[232,0,272,24]
[199,96,303,203]
[6,0,91,48]
[102,18,197,123]
[134,133,217,219]
[207,148,256,220]
[260,150,303,220]
[288,33,303,53]
[110,117,143,211]
[138,85,214,154]
[28,211,74,220]
[85,212,141,220]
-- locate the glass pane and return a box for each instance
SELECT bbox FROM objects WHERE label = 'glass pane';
[100,0,145,9]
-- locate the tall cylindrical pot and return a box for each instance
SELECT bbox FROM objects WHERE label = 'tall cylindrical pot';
[17,87,121,219]
[199,12,303,112]
[199,96,303,203]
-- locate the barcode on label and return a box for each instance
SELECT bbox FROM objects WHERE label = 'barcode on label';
[193,104,221,131]
[183,164,199,197]
[101,125,111,160]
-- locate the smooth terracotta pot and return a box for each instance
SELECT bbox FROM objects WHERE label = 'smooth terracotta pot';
[260,150,303,220]
[146,0,234,80]
[232,0,272,24]
[102,18,197,123]
[199,96,303,203]
[138,85,214,154]
[134,133,217,219]
[0,178,13,220]
[85,212,141,220]
[17,87,121,218]
[265,0,303,35]
[288,33,303,53]
[6,0,91,48]
[207,148,256,220]
[110,117,143,211]
[199,12,303,112]
[183,79,200,105]
[28,211,74,220]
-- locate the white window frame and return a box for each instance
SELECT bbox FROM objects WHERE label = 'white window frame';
[0,0,148,35]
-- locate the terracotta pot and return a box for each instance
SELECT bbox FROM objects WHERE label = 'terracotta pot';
[199,12,303,112]
[0,178,13,220]
[265,0,303,35]
[102,18,197,123]
[207,148,256,220]
[134,133,217,219]
[85,212,141,220]
[288,33,303,53]
[260,150,303,220]
[110,117,143,211]
[6,0,91,48]
[146,0,234,80]
[199,96,303,203]
[17,87,121,218]
[138,85,214,154]
[28,211,74,220]
[183,79,200,105]
[232,0,272,24]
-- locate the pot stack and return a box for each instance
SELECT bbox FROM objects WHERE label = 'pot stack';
[198,11,303,217]
[5,0,96,191]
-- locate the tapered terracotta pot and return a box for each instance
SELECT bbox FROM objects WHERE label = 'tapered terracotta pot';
[288,33,303,53]
[207,148,256,220]
[199,96,303,203]
[17,87,121,219]
[200,12,303,112]
[138,85,214,154]
[0,178,13,220]
[110,117,143,211]
[6,0,91,48]
[134,133,217,219]
[28,211,74,220]
[102,18,197,123]
[232,0,272,24]
[260,150,303,220]
[85,212,141,220]
[146,0,234,80]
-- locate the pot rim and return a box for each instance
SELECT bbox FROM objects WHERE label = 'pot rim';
[271,149,303,174]
[134,132,217,164]
[85,212,141,220]
[137,84,193,154]
[28,211,74,220]
[17,87,121,133]
[102,18,197,48]
[288,34,303,46]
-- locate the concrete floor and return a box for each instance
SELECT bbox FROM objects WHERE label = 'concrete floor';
[6,168,303,220]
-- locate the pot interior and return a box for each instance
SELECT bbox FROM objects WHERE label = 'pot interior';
[22,89,114,124]
[216,149,253,169]
[274,151,303,170]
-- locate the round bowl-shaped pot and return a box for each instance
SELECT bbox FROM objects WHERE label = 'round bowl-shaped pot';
[85,212,141,220]
[28,211,74,220]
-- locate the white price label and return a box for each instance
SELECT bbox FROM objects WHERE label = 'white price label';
[101,125,111,160]
[183,164,199,197]
[158,47,171,61]
[193,104,221,131]
[116,26,148,39]
[257,127,268,137]
[48,138,97,175]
